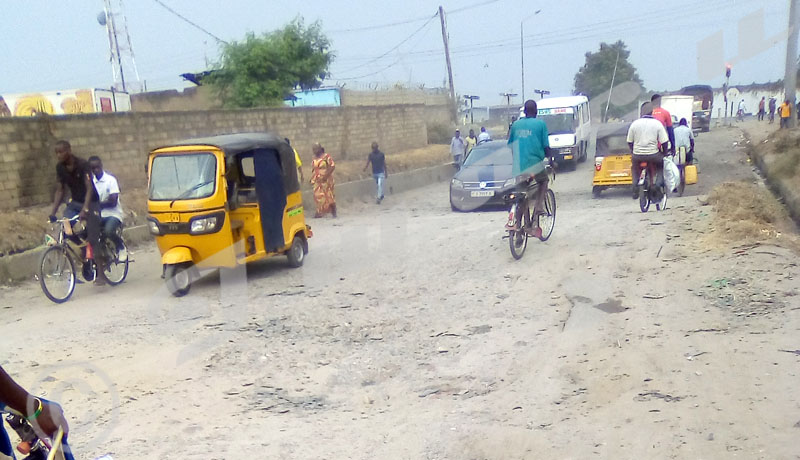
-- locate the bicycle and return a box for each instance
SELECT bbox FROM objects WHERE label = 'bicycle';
[2,406,112,460]
[503,165,556,260]
[637,159,668,213]
[38,217,129,304]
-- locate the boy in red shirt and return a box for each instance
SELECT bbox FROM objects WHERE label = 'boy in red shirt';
[650,94,675,155]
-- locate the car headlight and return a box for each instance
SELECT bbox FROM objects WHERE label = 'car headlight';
[147,218,161,236]
[503,177,517,188]
[451,178,464,189]
[189,214,222,235]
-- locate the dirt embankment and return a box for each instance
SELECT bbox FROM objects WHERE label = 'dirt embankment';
[0,145,450,257]
[747,129,800,223]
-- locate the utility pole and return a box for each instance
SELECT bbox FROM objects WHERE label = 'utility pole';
[464,95,480,124]
[784,0,799,129]
[534,89,550,100]
[439,6,457,121]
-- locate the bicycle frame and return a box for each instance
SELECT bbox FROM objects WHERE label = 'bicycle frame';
[47,219,89,267]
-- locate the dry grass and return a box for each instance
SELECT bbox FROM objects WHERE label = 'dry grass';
[708,181,796,247]
[333,144,450,183]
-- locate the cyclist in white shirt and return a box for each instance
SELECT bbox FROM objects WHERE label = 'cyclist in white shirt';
[89,156,126,260]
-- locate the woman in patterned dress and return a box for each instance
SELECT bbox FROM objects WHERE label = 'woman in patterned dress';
[310,143,337,218]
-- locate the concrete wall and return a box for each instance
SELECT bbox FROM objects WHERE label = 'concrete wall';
[0,104,436,210]
[130,86,220,112]
[711,88,786,119]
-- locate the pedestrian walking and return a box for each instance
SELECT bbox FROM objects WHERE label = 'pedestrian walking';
[758,97,766,121]
[779,99,792,129]
[465,129,477,156]
[311,143,336,218]
[450,129,467,168]
[768,97,777,124]
[363,142,388,204]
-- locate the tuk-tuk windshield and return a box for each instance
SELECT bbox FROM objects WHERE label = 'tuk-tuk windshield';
[540,113,575,135]
[596,135,630,156]
[149,153,217,201]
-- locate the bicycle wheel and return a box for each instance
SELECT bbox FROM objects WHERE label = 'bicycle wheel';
[639,170,650,213]
[39,246,76,304]
[656,186,668,211]
[508,202,528,260]
[103,238,129,286]
[538,189,556,241]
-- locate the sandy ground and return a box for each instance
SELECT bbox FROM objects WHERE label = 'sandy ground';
[1,123,799,459]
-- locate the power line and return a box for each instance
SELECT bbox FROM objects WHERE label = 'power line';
[153,0,228,44]
[328,14,434,34]
[449,0,501,14]
[332,13,439,76]
[328,0,501,34]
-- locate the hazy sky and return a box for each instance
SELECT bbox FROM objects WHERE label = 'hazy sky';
[0,0,794,106]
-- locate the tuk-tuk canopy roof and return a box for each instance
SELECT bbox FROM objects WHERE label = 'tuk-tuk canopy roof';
[596,122,632,139]
[154,132,290,157]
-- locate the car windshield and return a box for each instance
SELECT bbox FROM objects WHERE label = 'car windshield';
[464,145,512,166]
[149,153,217,201]
[540,113,575,135]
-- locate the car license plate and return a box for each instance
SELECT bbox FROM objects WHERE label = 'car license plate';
[470,191,495,197]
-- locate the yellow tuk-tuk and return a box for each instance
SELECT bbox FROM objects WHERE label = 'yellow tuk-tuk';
[592,122,633,197]
[146,133,311,296]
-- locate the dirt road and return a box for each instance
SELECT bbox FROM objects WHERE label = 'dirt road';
[2,123,799,459]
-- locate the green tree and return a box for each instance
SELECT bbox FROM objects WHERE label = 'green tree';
[574,41,644,119]
[208,18,334,108]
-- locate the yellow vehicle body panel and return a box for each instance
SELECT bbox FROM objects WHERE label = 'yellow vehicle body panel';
[161,247,193,265]
[147,143,310,270]
[593,154,633,187]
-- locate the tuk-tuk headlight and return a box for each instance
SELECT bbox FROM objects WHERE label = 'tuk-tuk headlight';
[147,218,161,236]
[189,212,224,235]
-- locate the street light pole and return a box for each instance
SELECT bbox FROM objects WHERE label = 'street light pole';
[520,9,541,102]
[520,22,525,101]
[500,92,518,125]
[464,95,480,124]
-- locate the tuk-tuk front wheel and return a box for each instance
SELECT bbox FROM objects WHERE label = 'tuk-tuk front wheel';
[287,235,306,268]
[165,263,192,297]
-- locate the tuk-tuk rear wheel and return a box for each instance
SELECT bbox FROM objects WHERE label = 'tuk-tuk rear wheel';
[165,263,192,297]
[287,235,306,268]
[592,186,602,198]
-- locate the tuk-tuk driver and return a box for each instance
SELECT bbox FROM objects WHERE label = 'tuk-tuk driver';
[507,99,552,238]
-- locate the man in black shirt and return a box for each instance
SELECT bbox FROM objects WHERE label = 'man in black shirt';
[363,141,388,204]
[49,140,107,283]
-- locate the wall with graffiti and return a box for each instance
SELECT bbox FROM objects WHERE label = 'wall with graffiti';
[0,89,131,117]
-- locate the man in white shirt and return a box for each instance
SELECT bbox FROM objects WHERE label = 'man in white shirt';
[627,102,668,199]
[89,156,126,259]
[673,118,695,164]
[477,126,491,144]
[450,129,467,168]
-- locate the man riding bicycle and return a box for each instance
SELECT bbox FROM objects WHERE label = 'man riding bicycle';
[89,156,127,262]
[628,102,669,199]
[507,99,552,238]
[49,140,107,284]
